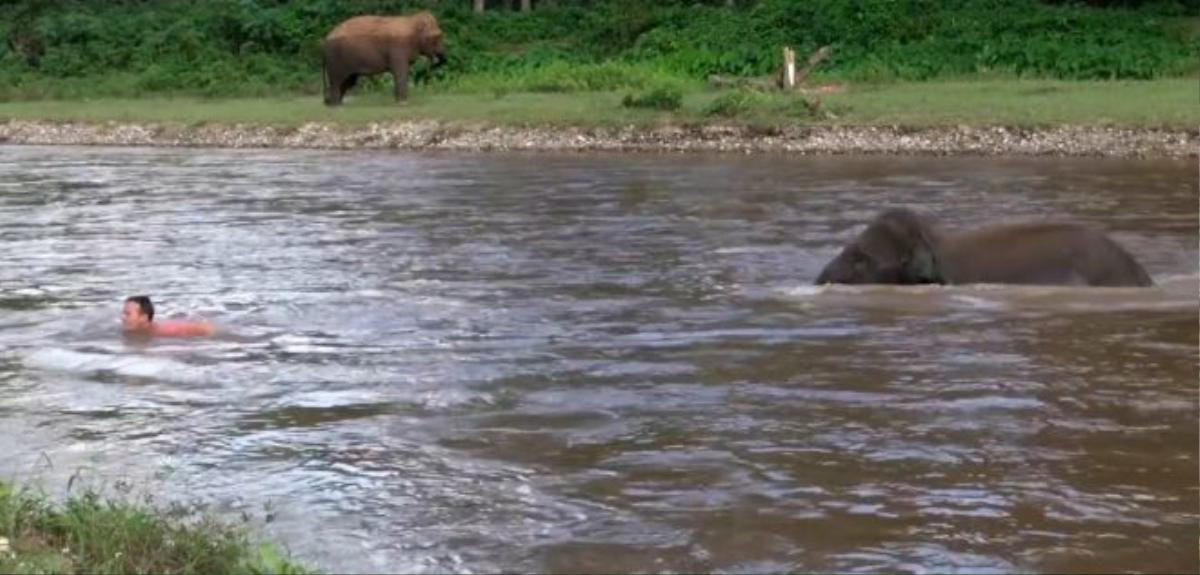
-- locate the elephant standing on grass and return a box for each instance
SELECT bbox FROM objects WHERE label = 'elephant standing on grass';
[321,11,447,106]
[815,208,1153,287]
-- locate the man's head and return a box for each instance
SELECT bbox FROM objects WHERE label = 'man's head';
[122,295,154,332]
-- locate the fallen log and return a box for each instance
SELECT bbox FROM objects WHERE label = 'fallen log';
[708,45,834,92]
[792,45,832,88]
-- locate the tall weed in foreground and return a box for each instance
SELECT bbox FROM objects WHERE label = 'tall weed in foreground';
[0,480,311,575]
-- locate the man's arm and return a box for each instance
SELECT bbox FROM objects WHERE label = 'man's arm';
[153,320,215,337]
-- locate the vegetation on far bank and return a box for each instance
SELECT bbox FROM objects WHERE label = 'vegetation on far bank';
[0,79,1196,129]
[0,1,1195,131]
[0,0,1197,103]
[0,480,310,575]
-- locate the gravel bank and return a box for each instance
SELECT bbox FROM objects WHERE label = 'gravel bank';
[0,120,1195,157]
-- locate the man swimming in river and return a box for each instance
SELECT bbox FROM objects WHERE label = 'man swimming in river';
[121,295,214,337]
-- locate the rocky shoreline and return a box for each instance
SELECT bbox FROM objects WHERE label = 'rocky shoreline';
[0,119,1196,157]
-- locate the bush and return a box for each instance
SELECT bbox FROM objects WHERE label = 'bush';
[702,90,758,117]
[441,61,685,94]
[0,480,312,574]
[621,85,682,110]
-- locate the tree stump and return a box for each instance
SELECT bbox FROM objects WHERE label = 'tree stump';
[782,47,796,89]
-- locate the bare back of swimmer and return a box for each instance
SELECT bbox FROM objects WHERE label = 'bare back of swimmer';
[121,295,214,338]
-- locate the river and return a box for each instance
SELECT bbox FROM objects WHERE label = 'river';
[0,145,1196,573]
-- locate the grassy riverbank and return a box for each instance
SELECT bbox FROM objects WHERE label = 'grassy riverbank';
[1,1,1195,137]
[0,481,309,575]
[1,79,1196,129]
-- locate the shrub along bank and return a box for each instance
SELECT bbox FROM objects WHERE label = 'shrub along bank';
[0,480,310,574]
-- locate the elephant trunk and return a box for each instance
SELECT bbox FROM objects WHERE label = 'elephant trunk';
[321,49,333,106]
[814,259,843,285]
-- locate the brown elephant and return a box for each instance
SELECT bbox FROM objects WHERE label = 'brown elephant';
[814,208,1153,287]
[321,11,447,106]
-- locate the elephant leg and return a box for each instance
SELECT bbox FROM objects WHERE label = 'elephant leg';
[323,63,339,106]
[391,60,411,102]
[323,67,333,106]
[340,74,359,101]
[322,45,351,106]
[324,68,349,106]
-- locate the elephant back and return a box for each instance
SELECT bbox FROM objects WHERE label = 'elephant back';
[326,12,440,42]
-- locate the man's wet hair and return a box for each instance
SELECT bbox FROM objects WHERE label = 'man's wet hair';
[125,295,154,321]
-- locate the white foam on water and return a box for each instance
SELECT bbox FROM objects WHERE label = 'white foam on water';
[782,284,829,298]
[780,274,1198,315]
[24,347,206,384]
[947,293,1008,311]
[270,333,344,355]
[784,283,948,297]
[972,278,1198,313]
[712,245,783,255]
[279,389,388,409]
[11,287,48,297]
[1154,272,1200,297]
[411,387,494,410]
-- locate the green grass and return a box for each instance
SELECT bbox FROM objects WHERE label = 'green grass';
[822,79,1200,127]
[0,79,1196,129]
[0,481,310,575]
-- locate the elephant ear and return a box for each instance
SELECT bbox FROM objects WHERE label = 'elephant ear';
[413,11,438,35]
[877,208,944,284]
[908,241,942,283]
[413,13,442,49]
[906,215,944,284]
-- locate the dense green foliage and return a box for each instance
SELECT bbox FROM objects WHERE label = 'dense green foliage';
[0,0,1196,99]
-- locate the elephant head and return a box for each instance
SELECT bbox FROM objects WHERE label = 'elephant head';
[414,11,447,67]
[815,208,945,285]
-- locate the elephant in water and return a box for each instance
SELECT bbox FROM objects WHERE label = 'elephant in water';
[321,10,447,105]
[814,208,1153,287]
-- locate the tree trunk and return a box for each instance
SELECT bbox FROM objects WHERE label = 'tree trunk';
[782,47,796,89]
[725,0,734,6]
[521,0,532,11]
[474,0,485,13]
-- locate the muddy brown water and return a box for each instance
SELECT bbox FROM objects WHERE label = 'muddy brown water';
[0,145,1196,573]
